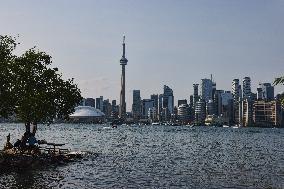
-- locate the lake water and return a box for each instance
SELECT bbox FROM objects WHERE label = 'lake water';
[0,123,283,188]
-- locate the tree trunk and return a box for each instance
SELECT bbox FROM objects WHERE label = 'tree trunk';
[25,122,30,134]
[32,122,37,135]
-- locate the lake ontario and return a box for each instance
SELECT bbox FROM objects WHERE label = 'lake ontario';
[0,123,283,189]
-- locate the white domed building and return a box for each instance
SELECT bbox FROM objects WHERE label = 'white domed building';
[69,106,105,123]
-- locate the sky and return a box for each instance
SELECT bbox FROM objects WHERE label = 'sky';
[1,0,283,110]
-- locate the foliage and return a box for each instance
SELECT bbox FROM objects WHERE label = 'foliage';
[0,36,17,118]
[0,35,82,127]
[273,76,284,86]
[273,76,284,106]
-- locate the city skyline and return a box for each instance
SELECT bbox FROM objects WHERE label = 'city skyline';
[1,0,283,111]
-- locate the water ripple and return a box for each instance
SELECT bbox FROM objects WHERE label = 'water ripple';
[0,124,283,188]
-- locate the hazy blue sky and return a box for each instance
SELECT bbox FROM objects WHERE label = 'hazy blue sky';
[1,0,283,110]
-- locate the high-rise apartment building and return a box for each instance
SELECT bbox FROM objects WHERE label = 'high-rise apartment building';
[195,99,206,124]
[243,77,251,99]
[232,79,241,124]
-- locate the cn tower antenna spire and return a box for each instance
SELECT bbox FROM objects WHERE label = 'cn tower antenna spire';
[119,35,128,119]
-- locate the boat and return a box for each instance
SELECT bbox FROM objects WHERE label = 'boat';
[152,122,160,126]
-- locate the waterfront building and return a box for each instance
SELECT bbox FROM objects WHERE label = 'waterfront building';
[85,98,96,107]
[195,99,206,124]
[253,100,281,127]
[178,104,190,123]
[257,83,274,100]
[163,85,174,114]
[200,78,213,102]
[141,99,154,119]
[132,90,141,120]
[69,106,105,123]
[232,79,241,124]
[119,36,128,119]
[243,77,251,99]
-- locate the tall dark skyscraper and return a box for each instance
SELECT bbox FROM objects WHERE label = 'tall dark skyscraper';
[132,90,141,120]
[119,36,128,119]
[193,84,199,108]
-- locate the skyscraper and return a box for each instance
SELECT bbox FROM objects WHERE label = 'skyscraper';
[193,84,199,107]
[119,36,128,119]
[195,99,206,124]
[200,79,213,102]
[158,94,163,121]
[141,99,154,119]
[150,94,159,117]
[85,98,96,107]
[189,95,194,107]
[257,83,274,100]
[214,90,224,116]
[220,91,234,124]
[243,77,251,99]
[132,90,141,120]
[232,79,241,124]
[178,104,190,123]
[96,96,103,111]
[163,85,174,114]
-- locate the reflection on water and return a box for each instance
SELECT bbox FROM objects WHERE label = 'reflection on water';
[0,123,283,188]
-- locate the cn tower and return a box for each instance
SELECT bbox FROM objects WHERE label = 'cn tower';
[119,36,128,119]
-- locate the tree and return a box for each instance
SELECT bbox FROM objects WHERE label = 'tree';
[274,76,284,106]
[0,36,18,118]
[0,35,82,134]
